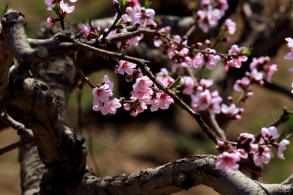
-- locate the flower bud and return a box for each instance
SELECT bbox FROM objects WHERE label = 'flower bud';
[125,75,133,82]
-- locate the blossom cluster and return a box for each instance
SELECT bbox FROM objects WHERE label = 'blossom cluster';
[216,126,290,172]
[79,0,156,48]
[232,56,278,103]
[92,75,121,115]
[45,0,77,26]
[155,31,244,75]
[177,43,249,120]
[110,0,157,47]
[196,0,229,33]
[114,60,175,116]
[284,37,293,93]
[81,21,100,38]
[119,0,157,29]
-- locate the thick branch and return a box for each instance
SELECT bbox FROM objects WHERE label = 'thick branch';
[1,12,48,66]
[75,155,293,195]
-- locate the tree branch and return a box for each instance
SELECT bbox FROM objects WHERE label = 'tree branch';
[75,155,293,195]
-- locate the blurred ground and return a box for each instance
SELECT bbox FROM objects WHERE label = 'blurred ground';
[1,0,293,195]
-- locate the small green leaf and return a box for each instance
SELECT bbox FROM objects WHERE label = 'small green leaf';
[144,0,152,8]
[168,76,181,89]
[238,47,252,56]
[87,19,92,27]
[174,90,180,94]
[2,4,9,16]
[286,133,293,139]
[53,3,61,17]
[219,29,225,38]
[277,130,287,142]
[120,0,128,11]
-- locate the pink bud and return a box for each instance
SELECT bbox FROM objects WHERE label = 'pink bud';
[125,75,133,82]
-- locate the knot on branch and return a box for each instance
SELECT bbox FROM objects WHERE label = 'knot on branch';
[176,172,195,190]
[2,11,26,26]
[54,30,72,42]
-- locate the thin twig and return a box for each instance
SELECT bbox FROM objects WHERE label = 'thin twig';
[0,111,34,140]
[70,56,95,89]
[255,107,292,141]
[0,139,31,155]
[139,63,218,143]
[101,6,123,42]
[75,40,150,65]
[76,90,100,176]
[209,110,226,140]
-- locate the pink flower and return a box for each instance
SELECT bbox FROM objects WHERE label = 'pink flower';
[182,76,195,95]
[277,139,290,159]
[92,84,112,103]
[97,98,121,115]
[237,133,258,156]
[265,64,277,82]
[123,99,147,116]
[221,103,241,119]
[192,48,220,70]
[150,92,174,112]
[225,45,248,72]
[113,0,119,5]
[44,0,56,10]
[191,90,212,111]
[199,79,213,89]
[169,48,191,72]
[126,34,144,46]
[131,76,153,99]
[92,76,120,115]
[197,7,222,33]
[133,76,153,92]
[81,24,91,37]
[233,77,250,92]
[45,0,76,12]
[60,1,75,14]
[209,91,223,114]
[249,68,263,82]
[215,140,225,150]
[216,152,240,172]
[134,7,157,28]
[127,0,141,10]
[224,19,236,34]
[253,145,273,166]
[205,53,221,70]
[201,0,211,7]
[260,126,279,144]
[216,0,229,13]
[192,53,205,68]
[249,56,270,70]
[284,37,293,60]
[117,60,137,75]
[93,76,113,103]
[153,27,171,47]
[102,75,114,91]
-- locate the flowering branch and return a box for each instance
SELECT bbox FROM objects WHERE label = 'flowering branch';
[138,61,219,143]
